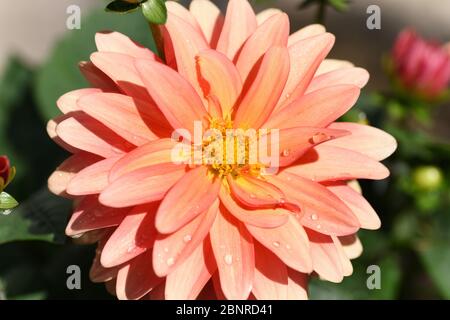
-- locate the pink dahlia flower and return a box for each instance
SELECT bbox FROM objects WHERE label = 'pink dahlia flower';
[48,0,397,300]
[392,29,450,99]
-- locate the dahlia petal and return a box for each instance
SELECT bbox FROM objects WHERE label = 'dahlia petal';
[47,115,80,154]
[307,67,370,93]
[287,145,390,182]
[227,174,285,208]
[166,1,204,33]
[57,88,101,114]
[109,139,180,182]
[246,215,312,273]
[66,156,120,196]
[234,47,290,129]
[196,49,243,117]
[116,251,162,300]
[339,235,363,259]
[95,31,157,59]
[146,282,166,300]
[235,13,289,81]
[48,152,101,197]
[266,85,360,129]
[269,172,360,236]
[56,113,133,158]
[156,166,220,234]
[252,242,288,300]
[153,199,218,276]
[216,0,257,60]
[326,122,397,161]
[219,187,289,228]
[135,59,209,135]
[189,0,224,47]
[99,165,186,208]
[256,8,282,25]
[288,24,326,46]
[276,33,335,110]
[165,240,217,300]
[90,52,150,100]
[79,62,118,92]
[287,269,308,300]
[316,59,354,75]
[332,235,353,277]
[66,196,130,236]
[306,228,344,283]
[210,209,255,300]
[79,92,171,145]
[90,234,120,283]
[326,183,381,230]
[101,203,158,267]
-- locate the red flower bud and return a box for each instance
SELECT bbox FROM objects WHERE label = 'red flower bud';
[0,156,11,186]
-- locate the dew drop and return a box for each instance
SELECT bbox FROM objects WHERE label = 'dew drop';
[249,194,256,199]
[127,246,134,253]
[167,257,175,266]
[316,224,322,230]
[286,244,291,250]
[164,247,169,253]
[273,241,280,248]
[1,209,12,216]
[312,132,330,144]
[311,214,318,221]
[183,235,192,243]
[282,149,291,157]
[286,175,292,182]
[224,254,233,265]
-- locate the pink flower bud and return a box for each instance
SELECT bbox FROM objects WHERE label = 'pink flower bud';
[0,156,11,187]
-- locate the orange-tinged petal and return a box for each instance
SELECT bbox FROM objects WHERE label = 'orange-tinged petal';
[339,234,363,259]
[57,88,101,114]
[216,0,257,60]
[234,47,290,129]
[66,196,129,236]
[189,0,224,47]
[326,122,397,161]
[196,49,243,117]
[287,269,308,300]
[247,215,312,273]
[252,242,288,300]
[235,13,289,81]
[227,174,285,208]
[79,61,118,92]
[219,187,289,228]
[101,203,158,267]
[95,31,157,59]
[269,172,360,236]
[79,92,171,145]
[116,251,162,300]
[288,24,326,46]
[326,182,381,230]
[287,145,390,182]
[135,59,208,135]
[156,166,220,234]
[266,85,360,130]
[67,156,120,196]
[153,199,218,276]
[306,67,369,93]
[306,228,344,283]
[165,240,217,300]
[276,33,335,110]
[210,209,254,300]
[99,164,186,208]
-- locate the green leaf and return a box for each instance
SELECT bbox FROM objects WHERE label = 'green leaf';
[106,0,140,14]
[35,8,156,121]
[0,192,18,210]
[328,0,349,11]
[0,188,71,245]
[142,0,168,24]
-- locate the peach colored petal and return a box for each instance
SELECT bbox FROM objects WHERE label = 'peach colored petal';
[276,33,335,110]
[287,145,390,182]
[234,47,290,129]
[332,235,353,276]
[99,164,185,208]
[156,166,221,234]
[307,67,370,93]
[116,251,162,300]
[95,31,157,59]
[57,88,101,114]
[288,24,326,46]
[216,0,257,60]
[339,235,363,259]
[66,156,121,196]
[235,13,289,81]
[269,172,360,236]
[189,0,224,47]
[79,92,171,145]
[326,183,381,230]
[166,1,204,33]
[153,200,218,276]
[101,203,158,267]
[316,59,354,75]
[219,187,289,228]
[135,59,208,136]
[247,215,312,273]
[165,240,217,300]
[196,49,243,117]
[266,85,360,130]
[256,8,282,25]
[90,234,120,283]
[48,152,101,197]
[287,269,308,300]
[252,242,288,299]
[326,122,397,161]
[79,62,118,92]
[210,209,254,300]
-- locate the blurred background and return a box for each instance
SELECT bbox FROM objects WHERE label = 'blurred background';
[0,0,449,299]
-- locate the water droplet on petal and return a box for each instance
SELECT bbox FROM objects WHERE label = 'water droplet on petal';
[312,132,330,144]
[249,194,256,199]
[167,257,175,266]
[311,214,318,221]
[224,254,233,265]
[183,235,192,243]
[273,241,280,248]
[282,149,290,157]
[164,247,169,253]
[127,246,134,253]
[317,224,322,230]
[286,244,291,250]
[286,175,292,182]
